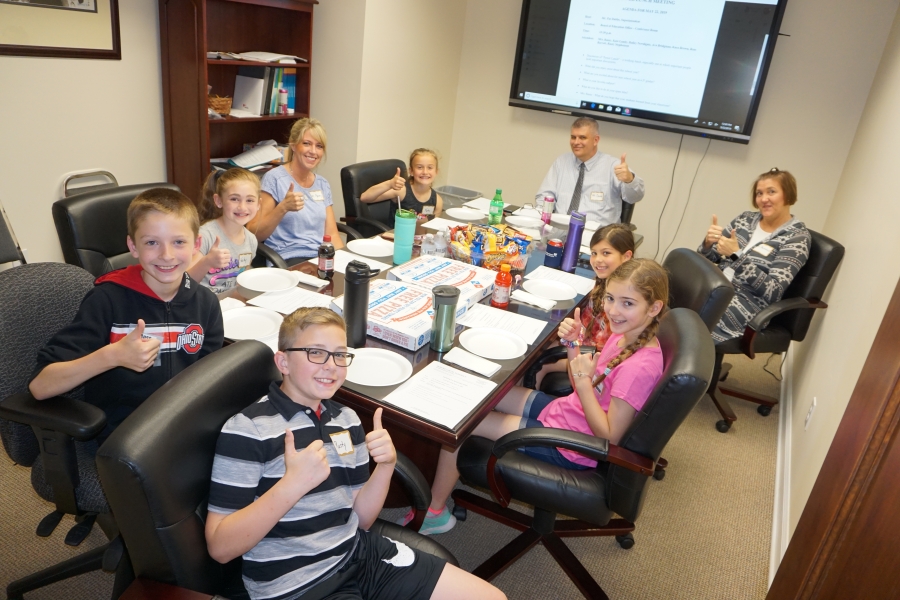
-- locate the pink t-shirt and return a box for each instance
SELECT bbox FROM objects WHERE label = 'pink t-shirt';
[537,333,664,467]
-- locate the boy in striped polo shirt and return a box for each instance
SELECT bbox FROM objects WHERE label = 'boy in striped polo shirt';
[205,308,505,600]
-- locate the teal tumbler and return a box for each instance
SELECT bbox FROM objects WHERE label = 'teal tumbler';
[393,209,417,265]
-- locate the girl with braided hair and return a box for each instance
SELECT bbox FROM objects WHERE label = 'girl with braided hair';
[401,258,667,536]
[534,223,635,388]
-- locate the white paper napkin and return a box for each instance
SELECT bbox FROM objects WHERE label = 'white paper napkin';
[294,271,329,290]
[219,297,246,312]
[511,289,557,310]
[443,347,501,377]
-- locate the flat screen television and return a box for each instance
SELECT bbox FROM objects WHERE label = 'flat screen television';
[509,0,789,144]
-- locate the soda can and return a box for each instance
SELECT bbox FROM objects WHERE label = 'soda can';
[544,238,564,269]
[542,197,555,224]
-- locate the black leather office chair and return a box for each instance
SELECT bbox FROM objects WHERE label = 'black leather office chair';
[93,341,456,597]
[0,199,26,264]
[451,308,714,599]
[0,262,116,600]
[340,159,407,238]
[709,230,844,432]
[620,198,636,229]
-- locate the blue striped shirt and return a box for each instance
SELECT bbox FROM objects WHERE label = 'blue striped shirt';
[208,382,370,599]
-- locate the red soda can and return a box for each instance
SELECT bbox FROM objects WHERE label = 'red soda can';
[544,238,564,269]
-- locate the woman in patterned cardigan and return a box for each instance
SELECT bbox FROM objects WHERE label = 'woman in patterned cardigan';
[698,168,811,343]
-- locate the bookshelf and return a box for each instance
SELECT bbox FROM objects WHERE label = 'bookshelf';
[158,0,315,199]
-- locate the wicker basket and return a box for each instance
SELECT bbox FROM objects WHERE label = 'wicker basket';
[208,96,232,116]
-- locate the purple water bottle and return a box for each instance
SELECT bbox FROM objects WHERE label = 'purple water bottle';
[560,211,586,273]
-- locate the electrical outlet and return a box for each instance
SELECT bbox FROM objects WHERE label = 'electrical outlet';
[805,397,817,431]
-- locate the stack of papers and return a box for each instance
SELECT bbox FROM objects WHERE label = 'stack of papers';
[456,303,546,344]
[464,197,510,212]
[525,265,594,295]
[207,51,308,63]
[247,287,334,314]
[421,217,464,232]
[307,250,390,275]
[382,362,497,429]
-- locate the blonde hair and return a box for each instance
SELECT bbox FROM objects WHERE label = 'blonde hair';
[278,307,346,351]
[127,188,199,238]
[587,224,635,336]
[590,259,668,388]
[286,118,327,162]
[407,148,439,184]
[198,168,261,223]
[752,168,797,208]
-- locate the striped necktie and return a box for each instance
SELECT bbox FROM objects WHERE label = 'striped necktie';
[570,162,586,214]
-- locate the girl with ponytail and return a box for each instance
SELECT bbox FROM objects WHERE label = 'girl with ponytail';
[403,258,668,536]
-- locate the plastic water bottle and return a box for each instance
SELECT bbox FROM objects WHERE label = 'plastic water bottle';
[317,235,335,279]
[490,264,512,309]
[421,233,435,256]
[433,231,448,258]
[489,189,504,225]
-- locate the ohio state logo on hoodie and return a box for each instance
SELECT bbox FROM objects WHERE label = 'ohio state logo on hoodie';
[176,324,205,354]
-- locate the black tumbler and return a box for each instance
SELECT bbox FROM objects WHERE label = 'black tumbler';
[344,260,380,348]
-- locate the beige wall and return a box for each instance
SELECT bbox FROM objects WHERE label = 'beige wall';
[786,6,900,533]
[0,1,165,264]
[446,0,897,261]
[311,0,467,221]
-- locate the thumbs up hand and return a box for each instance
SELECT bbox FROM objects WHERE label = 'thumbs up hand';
[614,152,634,183]
[558,307,584,343]
[365,408,396,465]
[116,319,161,372]
[282,183,305,212]
[283,430,331,494]
[716,227,740,257]
[206,236,232,270]
[704,214,726,250]
[390,167,405,192]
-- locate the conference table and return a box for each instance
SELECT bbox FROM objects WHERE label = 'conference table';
[227,246,594,500]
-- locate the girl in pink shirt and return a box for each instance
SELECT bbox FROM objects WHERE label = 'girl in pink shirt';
[534,223,635,388]
[403,259,667,535]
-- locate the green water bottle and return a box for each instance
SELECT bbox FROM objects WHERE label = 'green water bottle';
[489,189,504,225]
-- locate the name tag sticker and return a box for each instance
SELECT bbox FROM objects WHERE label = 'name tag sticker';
[238,253,252,268]
[329,430,354,456]
[590,191,604,203]
[753,244,775,257]
[723,267,736,282]
[422,205,435,215]
[309,190,326,203]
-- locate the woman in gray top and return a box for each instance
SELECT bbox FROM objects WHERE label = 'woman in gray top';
[698,168,811,343]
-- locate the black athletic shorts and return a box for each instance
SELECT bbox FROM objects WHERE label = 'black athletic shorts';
[301,529,447,600]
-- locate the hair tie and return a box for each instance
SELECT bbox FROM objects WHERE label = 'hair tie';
[769,167,780,173]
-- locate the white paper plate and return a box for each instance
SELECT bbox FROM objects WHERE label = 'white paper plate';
[550,213,601,231]
[223,307,284,340]
[459,328,528,360]
[446,207,486,221]
[345,348,413,386]
[522,279,578,301]
[506,215,544,229]
[347,238,394,257]
[236,268,300,293]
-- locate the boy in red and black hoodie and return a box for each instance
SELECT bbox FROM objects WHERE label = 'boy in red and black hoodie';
[30,188,224,442]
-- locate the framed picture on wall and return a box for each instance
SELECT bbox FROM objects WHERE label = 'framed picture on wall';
[0,0,120,60]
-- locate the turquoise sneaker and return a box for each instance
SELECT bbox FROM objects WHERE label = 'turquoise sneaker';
[396,505,457,535]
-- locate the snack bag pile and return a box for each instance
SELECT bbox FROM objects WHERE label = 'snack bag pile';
[446,223,533,272]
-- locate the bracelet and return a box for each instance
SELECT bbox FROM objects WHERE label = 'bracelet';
[559,338,580,349]
[572,372,590,378]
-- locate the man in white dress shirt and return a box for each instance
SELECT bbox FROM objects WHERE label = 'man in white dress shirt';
[536,117,644,227]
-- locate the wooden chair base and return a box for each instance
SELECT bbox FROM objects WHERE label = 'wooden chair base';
[452,489,636,600]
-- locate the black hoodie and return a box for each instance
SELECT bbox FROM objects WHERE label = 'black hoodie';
[32,265,224,440]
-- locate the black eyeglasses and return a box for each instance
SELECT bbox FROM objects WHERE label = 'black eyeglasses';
[284,347,355,367]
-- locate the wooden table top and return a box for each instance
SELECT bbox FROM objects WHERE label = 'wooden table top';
[226,250,593,449]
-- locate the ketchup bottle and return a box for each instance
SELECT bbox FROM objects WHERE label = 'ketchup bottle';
[490,264,512,309]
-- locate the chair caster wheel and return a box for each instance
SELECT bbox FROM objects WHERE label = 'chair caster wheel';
[616,533,634,549]
[757,405,773,416]
[716,420,732,433]
[653,468,666,481]
[452,504,467,522]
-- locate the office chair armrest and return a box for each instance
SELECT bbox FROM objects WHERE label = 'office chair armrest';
[0,392,106,441]
[392,452,432,531]
[740,297,828,357]
[255,244,288,269]
[337,222,364,241]
[486,427,654,506]
[344,216,391,234]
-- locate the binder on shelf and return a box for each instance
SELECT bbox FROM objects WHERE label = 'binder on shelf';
[261,67,274,115]
[232,67,266,116]
[284,68,297,114]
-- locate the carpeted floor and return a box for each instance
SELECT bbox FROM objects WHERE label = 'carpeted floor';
[0,353,782,600]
